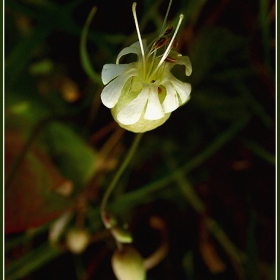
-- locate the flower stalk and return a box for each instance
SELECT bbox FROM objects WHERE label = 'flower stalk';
[101,133,143,229]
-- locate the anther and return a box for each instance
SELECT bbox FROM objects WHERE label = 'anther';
[153,14,184,73]
[165,56,177,63]
[153,37,170,50]
[172,39,178,49]
[163,25,173,36]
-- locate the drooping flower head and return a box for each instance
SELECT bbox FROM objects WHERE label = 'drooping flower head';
[101,0,192,133]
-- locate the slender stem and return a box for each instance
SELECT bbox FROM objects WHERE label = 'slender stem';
[241,137,275,165]
[101,133,143,227]
[117,117,250,205]
[163,149,246,270]
[80,6,101,85]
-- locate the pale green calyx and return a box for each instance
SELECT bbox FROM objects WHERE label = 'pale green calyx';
[111,246,146,280]
[101,1,192,133]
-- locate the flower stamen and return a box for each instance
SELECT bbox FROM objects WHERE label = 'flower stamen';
[165,56,177,63]
[145,0,173,80]
[159,0,173,36]
[154,14,184,73]
[152,37,170,52]
[132,3,146,74]
[163,25,173,36]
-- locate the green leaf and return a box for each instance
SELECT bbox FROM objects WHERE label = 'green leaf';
[5,243,61,280]
[189,27,248,84]
[45,122,97,189]
[5,22,53,89]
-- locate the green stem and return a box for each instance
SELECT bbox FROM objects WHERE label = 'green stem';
[80,6,102,85]
[101,133,143,227]
[242,137,275,165]
[118,118,250,206]
[162,149,205,213]
[163,148,246,272]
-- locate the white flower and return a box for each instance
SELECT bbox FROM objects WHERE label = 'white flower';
[101,1,192,133]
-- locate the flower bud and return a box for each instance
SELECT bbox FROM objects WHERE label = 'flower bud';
[49,211,73,245]
[66,228,90,254]
[111,226,133,244]
[111,246,146,280]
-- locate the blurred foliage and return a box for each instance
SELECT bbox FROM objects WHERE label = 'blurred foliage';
[5,0,275,279]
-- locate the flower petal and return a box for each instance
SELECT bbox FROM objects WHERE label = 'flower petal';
[102,64,132,85]
[161,80,179,113]
[116,40,147,64]
[117,85,149,125]
[175,55,192,76]
[144,85,165,120]
[169,73,191,104]
[168,50,192,76]
[101,70,135,108]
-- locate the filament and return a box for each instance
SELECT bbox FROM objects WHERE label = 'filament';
[132,2,146,73]
[153,14,184,74]
[159,0,173,36]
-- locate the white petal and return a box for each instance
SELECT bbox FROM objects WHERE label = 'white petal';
[161,80,179,113]
[116,40,147,64]
[169,73,191,104]
[117,85,149,125]
[101,70,135,108]
[144,85,165,120]
[167,51,192,76]
[175,55,192,76]
[101,64,132,85]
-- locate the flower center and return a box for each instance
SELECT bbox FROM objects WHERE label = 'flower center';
[136,56,164,84]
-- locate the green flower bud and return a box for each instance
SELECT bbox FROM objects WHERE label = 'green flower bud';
[111,246,146,280]
[66,228,90,254]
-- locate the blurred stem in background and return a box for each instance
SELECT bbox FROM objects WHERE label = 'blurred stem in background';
[101,133,143,228]
[116,117,251,209]
[162,146,246,279]
[258,0,273,69]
